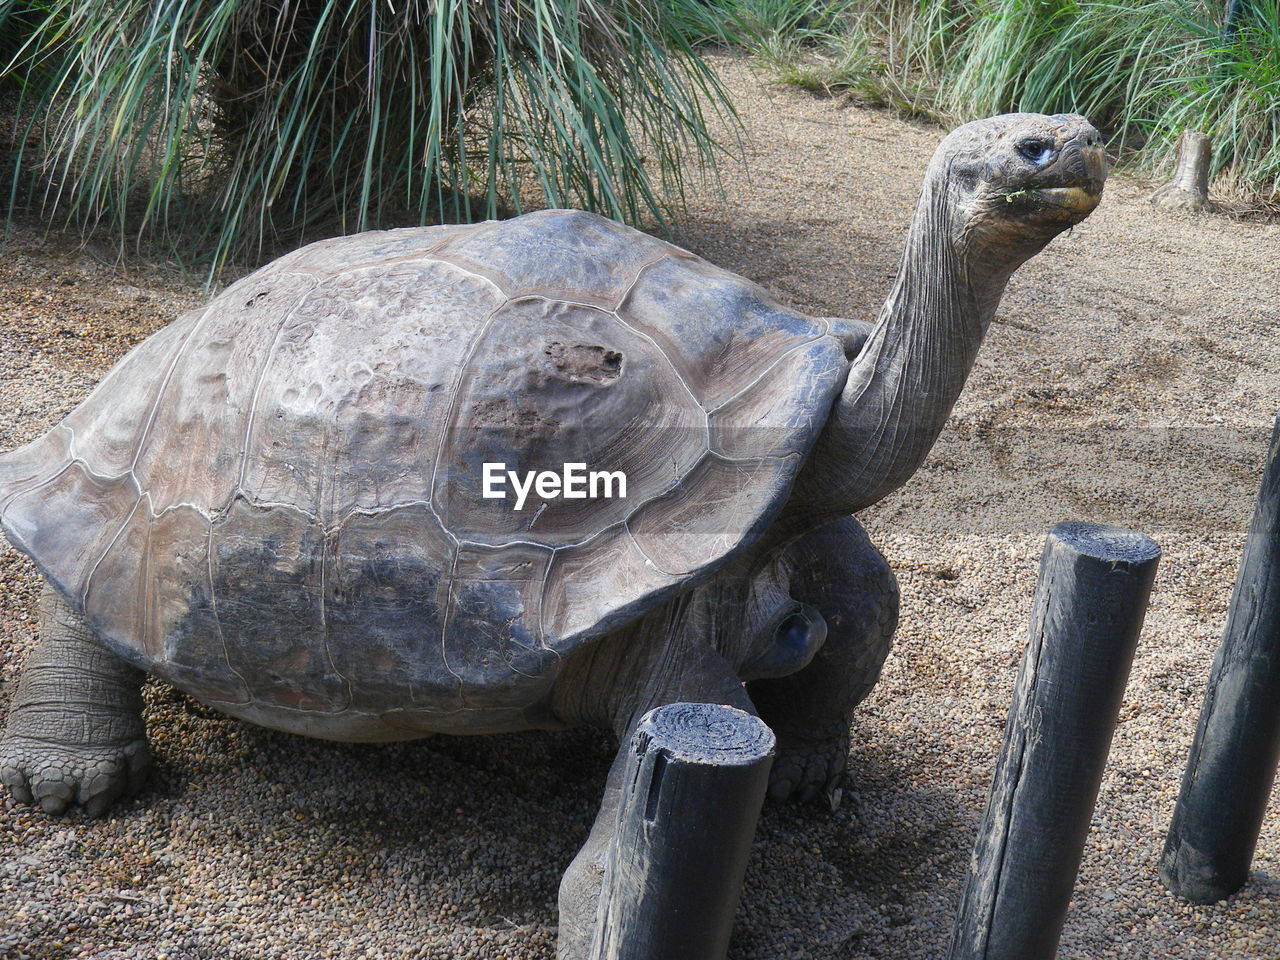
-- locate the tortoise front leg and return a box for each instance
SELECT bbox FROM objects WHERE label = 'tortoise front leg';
[749,515,898,804]
[0,581,151,817]
[554,630,755,960]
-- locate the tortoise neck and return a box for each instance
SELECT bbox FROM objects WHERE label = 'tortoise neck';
[786,178,1012,525]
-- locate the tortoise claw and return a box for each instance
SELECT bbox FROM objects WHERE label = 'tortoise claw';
[767,732,849,807]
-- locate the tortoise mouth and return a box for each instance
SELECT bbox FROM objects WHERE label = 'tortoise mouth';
[997,182,1103,225]
[1029,184,1103,216]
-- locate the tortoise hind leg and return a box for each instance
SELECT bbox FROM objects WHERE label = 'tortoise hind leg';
[749,515,898,805]
[0,581,151,817]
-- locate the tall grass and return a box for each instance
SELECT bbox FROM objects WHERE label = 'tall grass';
[938,0,1186,131]
[1137,0,1280,203]
[3,0,736,274]
[673,0,854,60]
[694,0,1280,205]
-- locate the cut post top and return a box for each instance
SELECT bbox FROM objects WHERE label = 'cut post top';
[1050,521,1162,566]
[635,703,776,767]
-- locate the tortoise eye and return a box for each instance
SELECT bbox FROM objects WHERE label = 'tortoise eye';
[1017,138,1056,166]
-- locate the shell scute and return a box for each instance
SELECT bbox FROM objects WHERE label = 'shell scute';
[82,497,151,671]
[708,336,847,460]
[443,541,559,709]
[238,261,503,519]
[325,504,454,710]
[432,209,673,307]
[62,310,200,477]
[3,463,138,602]
[625,455,802,576]
[146,504,252,704]
[0,426,73,513]
[210,499,349,713]
[443,575,559,708]
[539,524,681,641]
[619,254,829,408]
[263,223,483,276]
[434,296,705,546]
[133,272,321,517]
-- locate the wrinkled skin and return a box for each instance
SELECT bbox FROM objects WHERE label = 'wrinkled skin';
[0,113,1105,957]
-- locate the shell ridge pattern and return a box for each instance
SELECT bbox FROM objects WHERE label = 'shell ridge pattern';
[457,425,776,565]
[205,520,253,700]
[2,302,207,517]
[316,527,355,712]
[598,305,706,415]
[434,281,724,556]
[0,432,143,517]
[326,499,434,535]
[605,257,708,413]
[704,317,834,417]
[311,249,509,302]
[64,428,148,492]
[148,500,216,522]
[128,293,246,477]
[615,252,678,310]
[621,520,674,577]
[139,500,154,663]
[295,225,478,282]
[414,257,508,300]
[703,449,803,466]
[436,541,466,704]
[79,493,146,609]
[426,291,519,708]
[233,278,322,495]
[0,425,74,514]
[427,296,512,538]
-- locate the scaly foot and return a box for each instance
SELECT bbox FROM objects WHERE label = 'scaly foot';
[0,734,151,817]
[767,730,848,808]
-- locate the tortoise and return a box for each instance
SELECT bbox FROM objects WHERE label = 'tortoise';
[0,113,1105,954]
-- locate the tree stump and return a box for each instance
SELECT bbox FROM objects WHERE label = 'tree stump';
[1150,131,1215,212]
[947,522,1160,960]
[591,702,775,960]
[1160,411,1280,904]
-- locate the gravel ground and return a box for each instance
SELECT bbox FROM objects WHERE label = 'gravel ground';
[2,55,1279,959]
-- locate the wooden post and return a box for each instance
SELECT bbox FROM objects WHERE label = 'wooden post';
[948,522,1160,960]
[1160,412,1280,904]
[591,702,774,960]
[1150,131,1214,212]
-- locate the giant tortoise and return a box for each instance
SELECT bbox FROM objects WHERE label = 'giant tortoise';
[0,113,1106,954]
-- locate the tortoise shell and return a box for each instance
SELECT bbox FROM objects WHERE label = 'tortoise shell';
[0,210,846,737]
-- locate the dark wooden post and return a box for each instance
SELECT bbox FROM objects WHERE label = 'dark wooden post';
[948,522,1160,960]
[591,702,775,960]
[1150,131,1214,212]
[1160,412,1280,904]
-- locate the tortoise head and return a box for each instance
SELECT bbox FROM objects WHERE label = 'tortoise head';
[928,113,1107,275]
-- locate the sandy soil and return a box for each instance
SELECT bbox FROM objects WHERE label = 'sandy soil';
[1,54,1279,959]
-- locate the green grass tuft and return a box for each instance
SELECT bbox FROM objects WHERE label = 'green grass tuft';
[690,0,1280,206]
[1136,0,1280,205]
[3,0,738,276]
